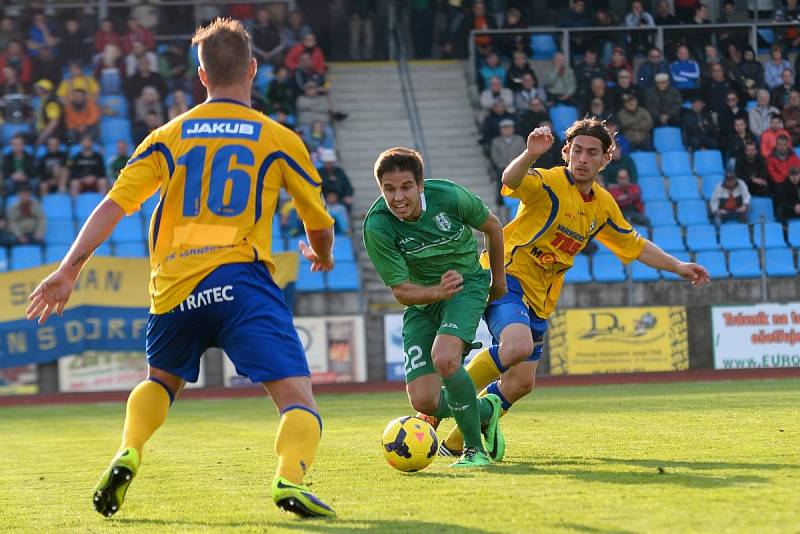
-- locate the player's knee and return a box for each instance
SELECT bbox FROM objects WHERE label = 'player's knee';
[511,371,536,397]
[409,394,439,416]
[502,337,535,366]
[432,352,459,377]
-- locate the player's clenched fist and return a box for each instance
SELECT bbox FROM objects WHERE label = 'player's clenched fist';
[526,125,555,158]
[438,269,464,299]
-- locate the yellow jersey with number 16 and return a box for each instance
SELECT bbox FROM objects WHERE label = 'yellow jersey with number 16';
[107,98,334,314]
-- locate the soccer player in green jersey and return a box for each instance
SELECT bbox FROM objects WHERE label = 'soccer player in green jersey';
[363,147,507,467]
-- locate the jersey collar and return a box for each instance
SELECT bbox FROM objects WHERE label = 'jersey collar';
[393,192,427,222]
[204,97,252,108]
[564,167,596,202]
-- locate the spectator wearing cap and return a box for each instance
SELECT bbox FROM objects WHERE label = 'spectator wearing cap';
[6,183,45,245]
[1,135,36,196]
[682,96,719,150]
[284,33,327,75]
[56,62,99,103]
[770,68,797,109]
[636,46,670,89]
[0,40,32,85]
[618,94,654,151]
[480,77,514,116]
[710,171,751,226]
[645,73,682,127]
[609,169,650,227]
[64,88,100,143]
[718,90,748,143]
[670,45,701,95]
[543,52,576,106]
[319,149,354,215]
[781,90,800,145]
[67,135,107,197]
[735,141,771,197]
[765,45,791,90]
[761,114,792,158]
[32,79,63,145]
[775,166,800,222]
[749,89,780,138]
[491,119,525,191]
[602,144,639,185]
[36,136,68,196]
[766,134,800,186]
[609,69,643,113]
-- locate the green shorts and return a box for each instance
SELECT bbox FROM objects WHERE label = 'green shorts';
[401,274,489,383]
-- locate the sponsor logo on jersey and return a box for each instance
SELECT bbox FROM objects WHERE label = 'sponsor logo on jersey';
[182,119,262,140]
[530,246,557,264]
[440,322,459,329]
[589,219,597,233]
[434,212,451,232]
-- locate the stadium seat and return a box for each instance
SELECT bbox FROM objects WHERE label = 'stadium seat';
[764,248,796,277]
[44,244,70,263]
[530,34,558,59]
[728,249,761,278]
[254,64,274,94]
[750,197,776,223]
[660,151,692,177]
[795,147,800,160]
[639,176,667,201]
[94,243,113,256]
[701,174,723,199]
[271,237,287,252]
[99,95,128,118]
[69,143,103,158]
[685,224,719,251]
[719,223,752,250]
[652,225,685,252]
[752,222,785,249]
[333,236,355,262]
[746,100,757,111]
[633,224,650,239]
[1,144,33,156]
[114,242,147,258]
[75,192,104,219]
[99,68,123,95]
[110,216,145,244]
[593,240,613,255]
[629,152,660,177]
[1,122,31,143]
[141,194,160,220]
[661,251,691,280]
[592,254,627,282]
[695,251,729,278]
[327,261,360,291]
[550,105,578,136]
[676,199,709,226]
[630,261,661,281]
[789,220,800,247]
[503,196,520,219]
[0,248,8,272]
[564,255,591,283]
[100,117,133,145]
[644,200,676,226]
[693,150,724,175]
[668,176,701,200]
[44,220,76,245]
[296,265,326,292]
[653,127,684,152]
[42,193,74,220]
[11,245,43,270]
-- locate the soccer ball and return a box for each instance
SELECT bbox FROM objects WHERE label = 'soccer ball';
[381,416,438,472]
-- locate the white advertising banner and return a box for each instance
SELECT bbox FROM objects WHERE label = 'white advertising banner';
[383,314,494,381]
[712,303,800,369]
[223,315,367,387]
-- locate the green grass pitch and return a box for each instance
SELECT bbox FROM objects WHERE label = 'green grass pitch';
[1,379,798,533]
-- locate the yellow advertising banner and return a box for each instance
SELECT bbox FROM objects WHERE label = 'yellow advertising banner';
[548,307,689,375]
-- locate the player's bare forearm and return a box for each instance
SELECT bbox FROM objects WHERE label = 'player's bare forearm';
[501,149,538,190]
[477,213,506,296]
[61,197,125,280]
[391,282,445,306]
[306,226,334,261]
[637,240,680,272]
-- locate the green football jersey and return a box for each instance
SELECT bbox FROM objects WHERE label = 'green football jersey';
[363,179,490,288]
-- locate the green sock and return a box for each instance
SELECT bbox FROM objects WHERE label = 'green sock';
[431,389,451,419]
[477,397,493,425]
[442,367,484,451]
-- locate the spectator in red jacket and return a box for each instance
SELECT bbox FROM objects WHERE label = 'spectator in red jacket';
[767,134,800,186]
[761,114,793,158]
[608,169,651,227]
[94,18,122,55]
[284,33,326,75]
[122,17,155,54]
[0,39,32,84]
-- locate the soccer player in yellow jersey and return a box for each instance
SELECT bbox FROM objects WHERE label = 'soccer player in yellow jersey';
[26,19,337,519]
[437,118,710,455]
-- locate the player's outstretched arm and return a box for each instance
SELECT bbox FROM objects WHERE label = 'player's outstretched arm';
[637,240,710,286]
[476,212,507,302]
[299,226,334,272]
[502,126,555,190]
[391,270,463,306]
[26,198,125,325]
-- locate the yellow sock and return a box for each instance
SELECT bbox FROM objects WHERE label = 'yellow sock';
[275,406,322,485]
[120,379,172,459]
[466,347,503,391]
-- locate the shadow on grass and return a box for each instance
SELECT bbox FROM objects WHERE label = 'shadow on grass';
[553,523,638,534]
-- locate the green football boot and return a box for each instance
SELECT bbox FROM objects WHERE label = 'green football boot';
[449,447,492,468]
[482,393,506,462]
[271,476,336,518]
[92,447,139,517]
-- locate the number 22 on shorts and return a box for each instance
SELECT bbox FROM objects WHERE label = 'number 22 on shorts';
[404,345,426,375]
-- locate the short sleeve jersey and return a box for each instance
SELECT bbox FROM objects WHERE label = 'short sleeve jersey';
[480,166,645,318]
[363,179,490,288]
[107,98,334,313]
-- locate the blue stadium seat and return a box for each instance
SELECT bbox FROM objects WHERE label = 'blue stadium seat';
[685,224,719,251]
[99,95,128,118]
[44,220,76,245]
[661,251,691,280]
[503,196,520,219]
[42,193,74,220]
[701,174,723,199]
[1,144,33,157]
[653,127,684,152]
[633,224,650,239]
[644,200,676,226]
[44,244,70,263]
[141,194,160,220]
[750,197,775,223]
[668,176,701,200]
[69,143,103,158]
[693,150,724,175]
[530,34,558,59]
[99,68,123,95]
[11,245,43,270]
[639,176,667,201]
[764,248,796,277]
[550,105,578,136]
[795,147,800,160]
[789,220,800,247]
[0,248,8,272]
[728,249,761,278]
[327,261,360,291]
[114,242,147,258]
[333,236,355,262]
[629,152,660,177]
[594,240,613,255]
[695,250,729,278]
[100,117,133,145]
[296,264,326,292]
[746,100,757,111]
[592,255,627,282]
[630,261,661,281]
[660,151,692,177]
[110,216,144,245]
[752,222,786,249]
[94,243,113,256]
[254,64,274,94]
[75,192,104,219]
[652,225,685,252]
[676,199,709,226]
[271,238,287,252]
[2,122,31,143]
[564,255,592,283]
[35,143,67,159]
[719,223,752,250]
